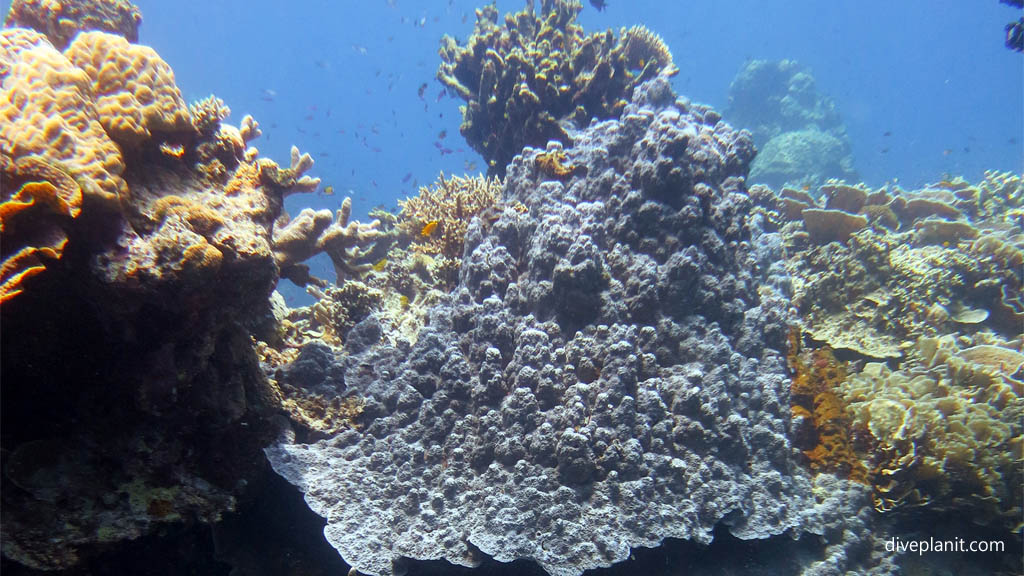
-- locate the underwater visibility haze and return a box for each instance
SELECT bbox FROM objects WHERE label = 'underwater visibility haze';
[0,1,1022,575]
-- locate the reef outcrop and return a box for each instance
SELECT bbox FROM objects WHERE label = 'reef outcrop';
[265,77,887,576]
[0,14,379,570]
[725,60,857,189]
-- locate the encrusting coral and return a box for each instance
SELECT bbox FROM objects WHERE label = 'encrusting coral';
[438,0,676,175]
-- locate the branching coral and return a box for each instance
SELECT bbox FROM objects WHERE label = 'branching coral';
[438,0,676,175]
[398,172,502,260]
[272,196,381,286]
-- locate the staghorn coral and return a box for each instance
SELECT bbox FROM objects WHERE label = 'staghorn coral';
[437,0,676,176]
[398,171,502,261]
[65,31,193,147]
[4,0,141,50]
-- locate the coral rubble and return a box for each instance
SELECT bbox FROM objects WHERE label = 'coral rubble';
[265,77,890,576]
[438,0,676,176]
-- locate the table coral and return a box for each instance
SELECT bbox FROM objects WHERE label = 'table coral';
[438,0,676,176]
[4,0,141,49]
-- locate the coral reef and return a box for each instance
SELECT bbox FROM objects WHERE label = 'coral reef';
[4,0,141,49]
[398,172,503,260]
[438,0,676,176]
[759,173,1023,359]
[264,78,892,576]
[840,342,1023,526]
[0,17,380,570]
[725,60,857,189]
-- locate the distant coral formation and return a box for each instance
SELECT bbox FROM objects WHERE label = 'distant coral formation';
[438,0,676,176]
[725,59,857,189]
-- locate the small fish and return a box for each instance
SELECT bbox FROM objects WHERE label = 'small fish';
[260,88,277,101]
[417,16,427,27]
[438,129,447,139]
[588,0,607,10]
[372,258,388,272]
[943,149,953,156]
[352,44,368,55]
[402,172,413,183]
[304,114,314,121]
[417,82,428,99]
[319,152,330,157]
[321,185,335,197]
[420,220,439,237]
[435,88,447,102]
[465,160,477,172]
[882,131,892,137]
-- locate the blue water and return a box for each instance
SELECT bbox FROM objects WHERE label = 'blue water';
[5,0,1022,300]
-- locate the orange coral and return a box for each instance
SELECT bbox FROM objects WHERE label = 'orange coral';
[788,327,868,484]
[65,31,193,147]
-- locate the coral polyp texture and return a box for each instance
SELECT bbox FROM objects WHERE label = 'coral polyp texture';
[437,0,676,176]
[266,78,888,576]
[0,16,381,570]
[4,0,141,49]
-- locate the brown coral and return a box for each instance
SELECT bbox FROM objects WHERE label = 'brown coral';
[4,0,142,50]
[437,0,677,176]
[788,329,868,484]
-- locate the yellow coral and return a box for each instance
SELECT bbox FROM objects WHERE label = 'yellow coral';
[0,28,127,205]
[65,31,193,147]
[4,0,142,50]
[398,172,502,260]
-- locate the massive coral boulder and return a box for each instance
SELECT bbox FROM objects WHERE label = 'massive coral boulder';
[4,0,142,49]
[265,77,887,576]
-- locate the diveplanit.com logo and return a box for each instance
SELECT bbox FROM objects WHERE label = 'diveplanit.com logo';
[886,536,1006,556]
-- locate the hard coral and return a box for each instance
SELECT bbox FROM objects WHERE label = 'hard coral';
[65,31,193,147]
[0,28,127,206]
[398,171,502,260]
[438,0,676,176]
[273,196,381,286]
[4,0,142,50]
